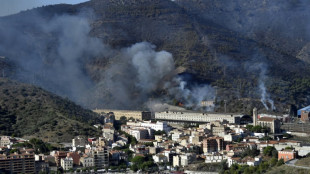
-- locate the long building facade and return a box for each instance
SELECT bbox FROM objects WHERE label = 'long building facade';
[93,109,152,120]
[155,111,241,124]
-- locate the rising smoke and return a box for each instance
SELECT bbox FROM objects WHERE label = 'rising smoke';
[255,63,275,111]
[0,9,215,110]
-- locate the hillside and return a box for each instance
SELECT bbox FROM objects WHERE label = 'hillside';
[0,0,310,113]
[0,78,103,142]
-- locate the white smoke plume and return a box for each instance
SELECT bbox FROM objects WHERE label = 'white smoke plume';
[257,63,275,110]
[0,9,215,110]
[166,77,215,111]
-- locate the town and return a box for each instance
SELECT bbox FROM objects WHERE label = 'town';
[1,106,310,174]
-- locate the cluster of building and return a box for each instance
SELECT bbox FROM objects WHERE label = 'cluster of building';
[121,120,170,141]
[2,106,310,173]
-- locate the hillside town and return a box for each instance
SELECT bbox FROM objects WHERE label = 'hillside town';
[1,107,310,174]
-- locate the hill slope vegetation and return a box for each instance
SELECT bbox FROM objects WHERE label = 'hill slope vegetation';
[0,78,102,142]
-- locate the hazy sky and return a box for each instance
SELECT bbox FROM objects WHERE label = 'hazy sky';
[0,0,89,16]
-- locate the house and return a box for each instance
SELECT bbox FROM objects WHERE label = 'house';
[67,152,80,166]
[72,136,87,147]
[278,149,297,162]
[245,156,262,166]
[205,153,227,163]
[153,154,168,163]
[102,125,115,141]
[79,155,94,167]
[54,151,67,167]
[301,110,310,122]
[61,157,73,171]
[173,153,196,167]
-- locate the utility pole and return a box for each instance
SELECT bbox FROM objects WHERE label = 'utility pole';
[224,100,227,113]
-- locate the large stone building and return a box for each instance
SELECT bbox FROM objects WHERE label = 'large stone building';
[93,109,152,120]
[155,111,241,124]
[252,108,281,133]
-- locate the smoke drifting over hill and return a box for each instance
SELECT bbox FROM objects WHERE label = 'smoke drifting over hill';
[0,10,215,110]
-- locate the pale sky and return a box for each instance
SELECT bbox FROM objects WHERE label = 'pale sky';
[0,0,90,17]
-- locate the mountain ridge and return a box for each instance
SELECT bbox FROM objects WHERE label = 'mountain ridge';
[0,0,309,113]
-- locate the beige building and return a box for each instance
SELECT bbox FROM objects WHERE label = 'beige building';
[0,136,14,147]
[80,155,94,167]
[257,117,281,133]
[173,153,196,167]
[155,111,241,124]
[212,125,226,136]
[61,157,73,171]
[252,108,281,133]
[93,109,152,120]
[102,125,115,141]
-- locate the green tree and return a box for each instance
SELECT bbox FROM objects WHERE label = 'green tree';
[154,130,166,135]
[277,158,284,166]
[263,146,277,157]
[120,116,127,124]
[269,157,278,167]
[131,156,145,164]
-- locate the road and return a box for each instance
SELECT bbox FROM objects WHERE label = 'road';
[286,159,310,170]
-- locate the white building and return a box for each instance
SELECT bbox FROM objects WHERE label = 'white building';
[126,121,170,133]
[72,137,86,147]
[141,121,170,133]
[171,131,184,142]
[173,153,196,167]
[129,128,150,140]
[155,111,241,124]
[61,157,73,171]
[153,154,168,163]
[205,154,226,163]
[80,156,94,167]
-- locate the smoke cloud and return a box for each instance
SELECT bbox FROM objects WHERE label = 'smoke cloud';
[0,10,107,104]
[0,9,215,110]
[166,77,215,111]
[252,63,275,111]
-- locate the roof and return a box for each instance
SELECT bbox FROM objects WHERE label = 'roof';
[259,140,279,145]
[258,117,276,122]
[299,105,310,112]
[280,149,295,152]
[278,139,300,143]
